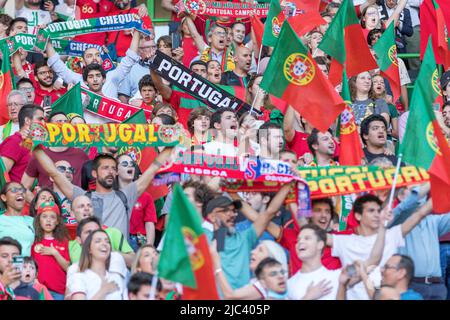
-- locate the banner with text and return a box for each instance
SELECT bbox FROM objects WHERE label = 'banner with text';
[181,0,270,17]
[81,87,152,122]
[150,50,262,117]
[30,123,183,148]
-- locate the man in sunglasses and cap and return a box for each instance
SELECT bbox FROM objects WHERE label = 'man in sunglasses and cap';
[203,189,290,290]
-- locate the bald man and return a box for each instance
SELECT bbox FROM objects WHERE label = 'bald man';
[68,195,135,267]
[220,46,252,87]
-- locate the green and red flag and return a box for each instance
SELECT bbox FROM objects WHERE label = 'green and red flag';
[260,21,345,132]
[288,10,327,37]
[123,108,147,124]
[400,38,450,214]
[420,0,450,67]
[0,43,15,126]
[373,23,401,103]
[287,0,321,13]
[318,0,378,86]
[250,15,265,50]
[262,0,286,47]
[338,70,364,165]
[158,184,219,299]
[51,82,83,117]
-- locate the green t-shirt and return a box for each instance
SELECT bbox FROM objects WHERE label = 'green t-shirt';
[69,227,133,263]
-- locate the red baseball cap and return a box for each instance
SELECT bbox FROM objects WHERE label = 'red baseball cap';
[37,201,61,216]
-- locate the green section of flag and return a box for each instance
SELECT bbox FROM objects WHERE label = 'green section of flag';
[400,38,439,169]
[157,184,205,288]
[51,82,83,117]
[1,43,15,90]
[318,0,359,64]
[123,109,147,124]
[262,0,283,47]
[373,23,396,71]
[259,22,306,97]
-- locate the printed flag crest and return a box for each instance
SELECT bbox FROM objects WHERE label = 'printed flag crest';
[283,53,316,86]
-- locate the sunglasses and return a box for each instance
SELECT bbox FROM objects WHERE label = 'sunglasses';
[7,187,26,194]
[120,160,135,168]
[56,165,75,174]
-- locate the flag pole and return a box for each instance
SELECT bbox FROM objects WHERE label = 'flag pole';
[256,42,263,75]
[249,86,262,114]
[149,271,159,300]
[385,153,403,226]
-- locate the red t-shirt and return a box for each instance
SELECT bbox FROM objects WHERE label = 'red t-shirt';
[182,37,199,68]
[33,85,67,107]
[31,238,70,294]
[26,147,89,187]
[0,132,31,182]
[278,221,342,275]
[129,192,157,235]
[287,131,310,159]
[167,90,197,129]
[105,7,139,58]
[75,0,112,45]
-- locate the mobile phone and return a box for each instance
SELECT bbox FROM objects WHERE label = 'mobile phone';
[214,227,227,252]
[43,95,52,107]
[346,264,357,278]
[172,32,181,49]
[12,256,24,272]
[40,0,58,11]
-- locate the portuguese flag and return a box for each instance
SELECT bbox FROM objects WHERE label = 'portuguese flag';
[262,0,286,47]
[0,43,15,125]
[338,70,364,165]
[158,184,219,300]
[420,0,450,66]
[400,38,450,214]
[373,23,401,103]
[288,10,327,37]
[250,15,264,50]
[123,108,146,124]
[260,22,345,132]
[318,0,378,87]
[51,82,83,117]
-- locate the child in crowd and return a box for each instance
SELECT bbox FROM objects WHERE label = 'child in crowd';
[13,257,53,300]
[31,202,70,300]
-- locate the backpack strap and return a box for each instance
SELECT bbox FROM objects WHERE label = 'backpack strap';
[114,190,130,216]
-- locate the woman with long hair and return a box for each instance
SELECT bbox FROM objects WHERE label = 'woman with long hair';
[69,229,126,300]
[371,74,399,139]
[349,71,390,126]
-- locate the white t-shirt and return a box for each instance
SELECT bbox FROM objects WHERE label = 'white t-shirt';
[287,266,341,300]
[398,58,411,86]
[68,269,126,300]
[203,141,238,157]
[66,252,128,300]
[16,7,52,34]
[331,225,405,300]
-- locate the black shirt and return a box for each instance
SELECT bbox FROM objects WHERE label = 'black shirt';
[364,148,400,166]
[220,71,250,87]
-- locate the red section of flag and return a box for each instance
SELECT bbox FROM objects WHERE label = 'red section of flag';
[428,120,450,213]
[290,0,321,13]
[435,1,450,69]
[250,15,264,49]
[344,24,378,77]
[181,235,220,300]
[339,106,365,165]
[382,63,401,105]
[420,0,450,64]
[0,71,13,125]
[328,59,344,87]
[288,10,327,37]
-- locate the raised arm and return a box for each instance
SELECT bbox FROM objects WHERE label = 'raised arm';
[384,0,407,29]
[135,147,174,197]
[401,198,433,237]
[184,16,207,53]
[150,68,173,101]
[46,42,83,84]
[32,145,74,200]
[283,105,296,142]
[252,183,293,238]
[359,0,376,13]
[15,0,25,10]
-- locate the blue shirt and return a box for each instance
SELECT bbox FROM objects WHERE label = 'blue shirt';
[400,289,423,300]
[390,188,450,277]
[205,225,258,289]
[236,220,274,241]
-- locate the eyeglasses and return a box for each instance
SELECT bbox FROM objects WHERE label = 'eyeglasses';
[6,187,26,194]
[120,160,135,168]
[382,264,399,271]
[267,270,287,277]
[213,31,227,37]
[19,87,34,93]
[37,70,52,76]
[56,165,75,174]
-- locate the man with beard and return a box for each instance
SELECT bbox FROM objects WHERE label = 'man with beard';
[46,30,141,99]
[361,114,399,165]
[31,147,174,239]
[33,61,67,107]
[220,46,251,88]
[306,129,337,166]
[257,122,284,160]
